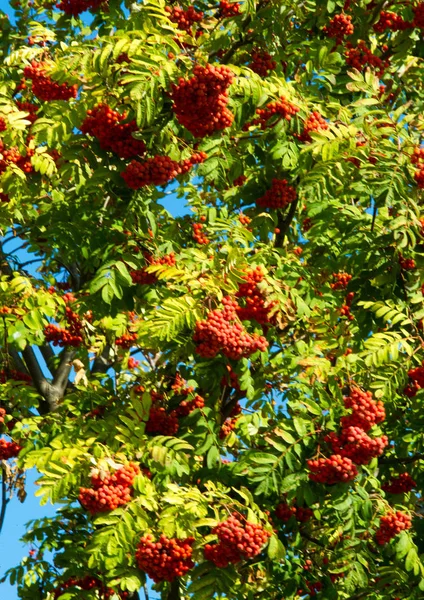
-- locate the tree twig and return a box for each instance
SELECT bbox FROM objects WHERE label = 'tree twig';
[52,347,75,391]
[168,579,181,600]
[275,197,299,247]
[379,453,424,465]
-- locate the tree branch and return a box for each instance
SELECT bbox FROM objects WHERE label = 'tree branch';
[91,345,113,375]
[52,347,75,391]
[22,347,61,414]
[9,349,29,375]
[39,343,56,376]
[167,579,181,600]
[275,196,299,247]
[379,454,424,465]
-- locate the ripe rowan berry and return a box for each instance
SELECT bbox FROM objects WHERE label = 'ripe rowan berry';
[307,454,358,484]
[295,111,329,143]
[374,11,412,32]
[79,463,139,514]
[165,5,203,34]
[171,65,234,137]
[249,48,276,77]
[81,104,146,159]
[323,13,354,44]
[325,426,388,465]
[341,387,385,431]
[135,535,195,582]
[23,61,77,101]
[56,0,106,16]
[331,272,352,290]
[375,511,411,544]
[193,296,268,360]
[345,41,389,77]
[252,97,299,130]
[0,437,22,459]
[256,179,297,210]
[382,472,416,494]
[219,0,241,18]
[204,514,270,567]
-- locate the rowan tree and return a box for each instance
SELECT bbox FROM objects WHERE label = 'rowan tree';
[1,0,424,599]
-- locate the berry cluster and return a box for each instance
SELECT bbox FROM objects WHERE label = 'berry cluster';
[131,252,176,285]
[233,174,247,187]
[56,0,105,17]
[253,97,299,129]
[323,13,354,44]
[16,101,39,124]
[382,472,417,494]
[219,416,238,438]
[53,576,127,600]
[399,255,416,271]
[165,5,203,33]
[115,332,137,348]
[275,502,313,523]
[341,387,385,431]
[219,0,241,17]
[413,3,424,28]
[175,394,205,417]
[204,514,270,567]
[79,463,139,514]
[375,511,412,545]
[0,117,6,132]
[236,267,275,325]
[44,307,84,347]
[331,272,352,290]
[307,455,358,484]
[192,222,210,244]
[0,145,34,175]
[122,152,206,189]
[171,64,234,138]
[193,296,268,360]
[238,212,251,225]
[340,290,355,320]
[135,535,194,582]
[325,426,388,465]
[404,362,424,397]
[81,104,146,159]
[146,406,179,436]
[0,369,32,383]
[374,11,411,32]
[256,178,297,210]
[345,41,389,77]
[0,408,5,425]
[249,48,277,77]
[411,146,424,189]
[295,111,329,143]
[302,217,312,232]
[0,437,22,459]
[23,62,77,101]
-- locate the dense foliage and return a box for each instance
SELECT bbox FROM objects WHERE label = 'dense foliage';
[1,0,424,598]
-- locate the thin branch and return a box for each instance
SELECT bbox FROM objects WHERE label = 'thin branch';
[371,200,377,233]
[143,583,149,600]
[379,453,424,465]
[0,465,9,536]
[275,196,299,246]
[167,580,181,600]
